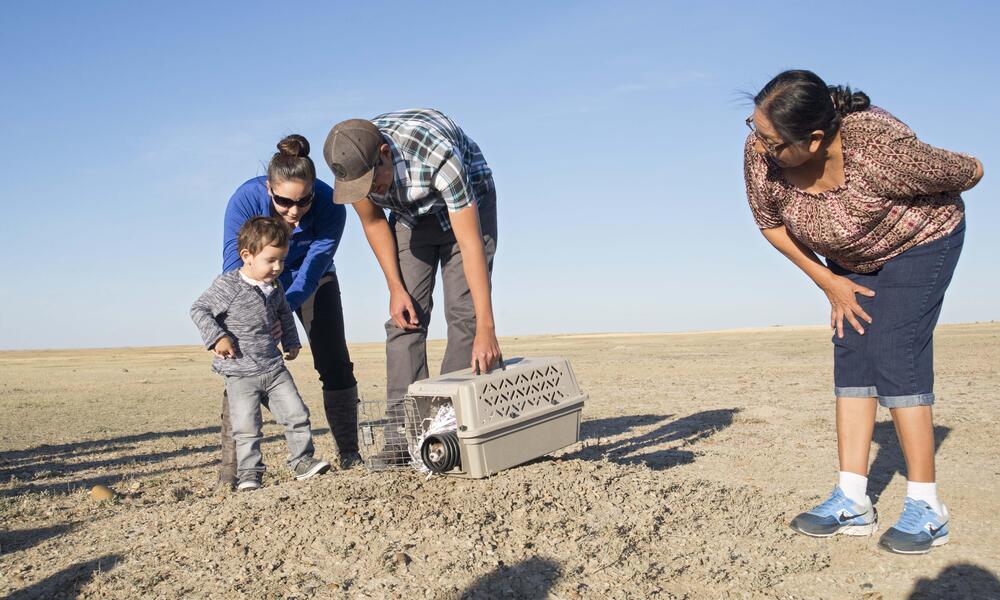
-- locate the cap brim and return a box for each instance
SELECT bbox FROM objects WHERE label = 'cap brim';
[332,168,375,205]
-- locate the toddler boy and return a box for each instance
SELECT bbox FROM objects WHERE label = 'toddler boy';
[191,216,330,490]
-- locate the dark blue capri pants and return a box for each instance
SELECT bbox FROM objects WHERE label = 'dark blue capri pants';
[829,220,965,408]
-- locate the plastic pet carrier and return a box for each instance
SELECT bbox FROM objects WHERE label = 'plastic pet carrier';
[358,357,586,478]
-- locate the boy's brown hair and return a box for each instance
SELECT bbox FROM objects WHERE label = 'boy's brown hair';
[237,216,290,256]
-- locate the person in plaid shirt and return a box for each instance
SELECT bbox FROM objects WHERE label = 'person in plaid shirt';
[323,109,501,463]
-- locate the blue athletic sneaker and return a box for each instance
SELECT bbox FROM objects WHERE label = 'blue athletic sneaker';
[879,498,950,554]
[790,487,878,537]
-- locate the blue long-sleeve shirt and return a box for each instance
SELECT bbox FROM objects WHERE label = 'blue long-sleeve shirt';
[222,176,345,311]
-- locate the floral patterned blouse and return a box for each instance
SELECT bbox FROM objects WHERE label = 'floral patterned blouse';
[743,107,979,273]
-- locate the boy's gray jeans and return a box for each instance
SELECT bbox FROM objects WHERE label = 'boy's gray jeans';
[223,365,314,480]
[382,188,497,447]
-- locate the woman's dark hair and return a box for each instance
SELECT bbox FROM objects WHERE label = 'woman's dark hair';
[268,134,316,184]
[754,70,870,143]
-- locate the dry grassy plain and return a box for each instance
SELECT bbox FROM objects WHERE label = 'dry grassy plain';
[1,324,998,599]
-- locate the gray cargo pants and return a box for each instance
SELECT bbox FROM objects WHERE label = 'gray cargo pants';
[386,186,498,402]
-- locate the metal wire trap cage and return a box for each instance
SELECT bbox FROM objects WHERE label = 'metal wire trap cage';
[357,396,424,471]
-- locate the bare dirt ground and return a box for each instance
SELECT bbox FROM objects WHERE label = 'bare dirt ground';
[1,323,998,599]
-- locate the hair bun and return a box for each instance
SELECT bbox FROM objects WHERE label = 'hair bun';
[829,85,871,116]
[277,134,310,158]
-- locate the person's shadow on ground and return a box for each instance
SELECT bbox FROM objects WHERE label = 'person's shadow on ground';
[908,563,1000,599]
[0,424,328,498]
[3,553,123,600]
[1,524,76,554]
[460,556,561,599]
[0,426,219,469]
[868,420,951,503]
[559,409,739,471]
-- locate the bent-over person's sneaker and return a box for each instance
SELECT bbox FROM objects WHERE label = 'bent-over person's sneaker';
[879,498,949,554]
[790,487,878,537]
[293,456,331,480]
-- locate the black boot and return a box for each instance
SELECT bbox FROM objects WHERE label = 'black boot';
[324,386,362,469]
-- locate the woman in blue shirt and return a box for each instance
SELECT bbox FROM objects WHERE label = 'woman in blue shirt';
[216,134,359,488]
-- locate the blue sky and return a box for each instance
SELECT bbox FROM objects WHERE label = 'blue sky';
[2,1,998,349]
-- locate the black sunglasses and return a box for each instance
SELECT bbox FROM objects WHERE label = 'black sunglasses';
[270,189,315,209]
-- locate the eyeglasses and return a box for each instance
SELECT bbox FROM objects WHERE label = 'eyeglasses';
[745,116,792,155]
[270,188,315,209]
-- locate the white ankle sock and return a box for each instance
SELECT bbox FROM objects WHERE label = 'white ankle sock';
[838,471,869,505]
[907,481,944,515]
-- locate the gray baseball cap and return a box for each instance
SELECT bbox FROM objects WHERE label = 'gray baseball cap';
[323,119,383,204]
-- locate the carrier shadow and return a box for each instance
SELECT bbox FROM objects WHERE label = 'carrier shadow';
[460,556,561,600]
[868,420,951,503]
[560,409,739,471]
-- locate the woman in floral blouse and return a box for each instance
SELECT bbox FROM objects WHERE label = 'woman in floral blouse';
[743,69,984,554]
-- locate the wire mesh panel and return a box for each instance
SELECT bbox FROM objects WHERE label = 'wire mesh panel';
[357,397,422,471]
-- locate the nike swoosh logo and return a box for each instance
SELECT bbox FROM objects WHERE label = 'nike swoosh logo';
[928,524,947,536]
[838,511,867,521]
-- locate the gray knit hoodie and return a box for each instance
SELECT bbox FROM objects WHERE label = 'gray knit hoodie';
[190,269,300,377]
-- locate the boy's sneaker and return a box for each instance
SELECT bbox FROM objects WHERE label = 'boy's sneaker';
[293,456,331,480]
[790,487,878,537]
[237,474,261,492]
[879,498,949,554]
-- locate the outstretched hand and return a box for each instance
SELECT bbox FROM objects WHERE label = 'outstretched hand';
[822,274,875,338]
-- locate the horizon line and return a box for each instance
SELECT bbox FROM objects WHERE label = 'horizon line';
[2,321,996,354]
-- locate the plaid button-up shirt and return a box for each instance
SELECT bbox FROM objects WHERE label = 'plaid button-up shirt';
[368,108,493,231]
